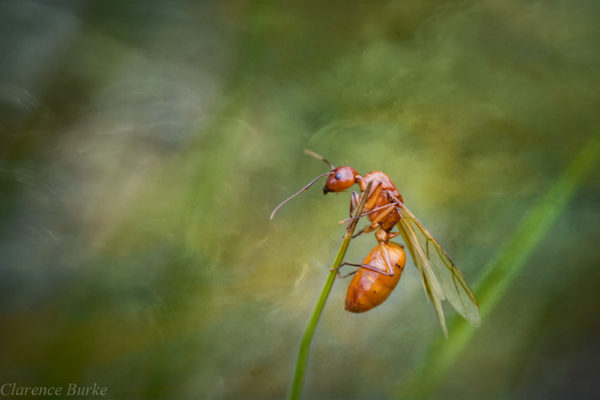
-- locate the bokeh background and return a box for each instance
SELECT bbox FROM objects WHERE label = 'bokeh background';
[1,1,599,399]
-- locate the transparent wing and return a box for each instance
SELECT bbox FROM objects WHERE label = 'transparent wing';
[395,201,481,335]
[396,212,448,337]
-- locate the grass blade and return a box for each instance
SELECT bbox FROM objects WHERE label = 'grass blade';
[288,182,373,400]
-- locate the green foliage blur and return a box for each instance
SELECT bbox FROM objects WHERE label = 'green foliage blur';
[1,1,599,399]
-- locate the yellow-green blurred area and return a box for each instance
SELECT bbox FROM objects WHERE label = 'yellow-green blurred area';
[1,1,599,399]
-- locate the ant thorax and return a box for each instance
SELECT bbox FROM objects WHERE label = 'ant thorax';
[360,171,401,198]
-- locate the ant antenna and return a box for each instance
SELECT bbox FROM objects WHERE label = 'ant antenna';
[270,172,331,220]
[270,150,337,220]
[304,149,335,170]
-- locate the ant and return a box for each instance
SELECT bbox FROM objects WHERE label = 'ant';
[271,150,480,336]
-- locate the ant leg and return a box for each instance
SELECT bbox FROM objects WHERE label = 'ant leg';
[352,223,376,238]
[356,177,384,207]
[331,262,359,278]
[347,182,383,230]
[337,203,397,225]
[387,232,400,240]
[351,203,396,237]
[379,243,399,277]
[385,191,404,207]
[349,192,360,218]
[385,231,403,247]
[335,268,358,279]
[335,262,394,277]
[364,182,383,211]
[369,202,396,226]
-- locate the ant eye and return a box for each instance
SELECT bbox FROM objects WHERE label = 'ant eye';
[335,173,341,180]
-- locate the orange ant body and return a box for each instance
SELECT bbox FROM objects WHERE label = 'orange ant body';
[342,229,406,313]
[271,150,480,336]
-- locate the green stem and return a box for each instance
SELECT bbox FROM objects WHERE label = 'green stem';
[288,182,372,400]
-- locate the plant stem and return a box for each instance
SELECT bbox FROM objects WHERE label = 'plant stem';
[288,182,372,400]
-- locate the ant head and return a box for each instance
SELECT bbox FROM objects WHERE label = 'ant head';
[323,166,358,194]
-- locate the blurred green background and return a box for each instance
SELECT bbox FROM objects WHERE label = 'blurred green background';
[1,1,599,399]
